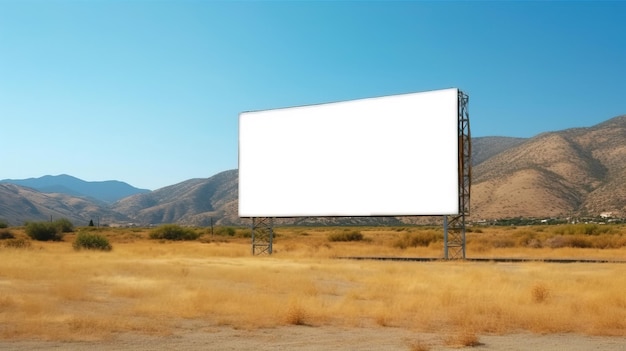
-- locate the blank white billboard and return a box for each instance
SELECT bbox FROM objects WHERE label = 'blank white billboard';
[239,88,459,217]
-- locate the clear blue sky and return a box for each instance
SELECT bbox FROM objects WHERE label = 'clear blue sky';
[1,1,624,190]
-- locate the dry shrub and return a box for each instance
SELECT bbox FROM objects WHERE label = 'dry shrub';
[446,329,481,347]
[393,230,440,249]
[0,229,15,239]
[568,235,593,248]
[3,237,32,249]
[545,235,568,248]
[407,339,431,351]
[284,300,308,325]
[492,237,516,248]
[374,310,393,327]
[328,230,363,242]
[531,283,550,303]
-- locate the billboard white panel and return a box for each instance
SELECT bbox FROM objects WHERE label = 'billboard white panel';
[239,88,459,217]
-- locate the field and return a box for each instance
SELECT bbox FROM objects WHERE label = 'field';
[0,224,625,350]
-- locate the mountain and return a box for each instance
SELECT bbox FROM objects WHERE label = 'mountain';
[113,115,625,225]
[1,115,625,226]
[472,136,527,166]
[112,170,239,225]
[470,115,626,219]
[0,183,131,225]
[0,174,150,203]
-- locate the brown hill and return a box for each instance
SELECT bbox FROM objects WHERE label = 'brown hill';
[470,115,626,219]
[111,169,239,226]
[472,136,527,166]
[0,183,129,226]
[2,115,624,226]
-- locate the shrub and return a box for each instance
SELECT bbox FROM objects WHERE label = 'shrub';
[73,232,112,251]
[0,229,15,240]
[25,222,64,241]
[393,231,440,249]
[53,218,74,233]
[213,226,236,236]
[568,235,592,248]
[552,223,615,236]
[149,224,201,241]
[531,283,550,303]
[235,228,253,238]
[328,230,363,242]
[0,219,8,229]
[3,238,31,249]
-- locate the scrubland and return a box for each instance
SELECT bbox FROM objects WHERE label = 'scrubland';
[0,224,624,348]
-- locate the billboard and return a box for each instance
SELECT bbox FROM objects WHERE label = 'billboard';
[239,88,459,217]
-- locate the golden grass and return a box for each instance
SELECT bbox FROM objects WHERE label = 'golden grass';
[0,225,624,342]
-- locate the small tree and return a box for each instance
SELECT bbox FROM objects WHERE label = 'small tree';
[88,219,94,227]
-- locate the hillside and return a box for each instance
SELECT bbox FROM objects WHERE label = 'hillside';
[472,136,527,166]
[0,183,130,226]
[112,170,239,225]
[1,115,625,226]
[470,115,626,219]
[0,174,149,203]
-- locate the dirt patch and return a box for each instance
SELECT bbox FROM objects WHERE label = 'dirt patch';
[1,326,625,350]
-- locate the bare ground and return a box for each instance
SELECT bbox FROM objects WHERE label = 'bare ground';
[1,325,625,351]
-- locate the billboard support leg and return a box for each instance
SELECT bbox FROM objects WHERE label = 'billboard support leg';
[251,217,273,255]
[444,90,471,260]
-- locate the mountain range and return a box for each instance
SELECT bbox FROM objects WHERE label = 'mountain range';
[1,115,624,226]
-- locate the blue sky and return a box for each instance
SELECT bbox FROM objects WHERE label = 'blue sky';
[1,1,624,190]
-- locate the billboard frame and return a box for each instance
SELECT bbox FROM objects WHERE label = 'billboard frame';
[444,90,471,259]
[242,89,471,258]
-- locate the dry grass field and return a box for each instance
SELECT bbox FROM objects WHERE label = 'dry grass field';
[0,224,625,350]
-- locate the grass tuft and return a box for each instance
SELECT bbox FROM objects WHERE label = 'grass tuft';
[284,300,308,325]
[531,283,551,303]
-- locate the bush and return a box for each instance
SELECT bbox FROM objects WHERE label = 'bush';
[552,224,615,236]
[213,226,236,236]
[73,232,112,251]
[149,224,201,241]
[328,230,363,242]
[25,222,64,241]
[0,219,8,229]
[393,230,440,249]
[53,218,74,233]
[0,229,15,240]
[3,238,31,249]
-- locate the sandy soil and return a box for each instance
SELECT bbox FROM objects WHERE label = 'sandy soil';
[2,325,625,351]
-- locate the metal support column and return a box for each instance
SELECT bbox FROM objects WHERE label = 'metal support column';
[444,90,471,259]
[251,217,273,255]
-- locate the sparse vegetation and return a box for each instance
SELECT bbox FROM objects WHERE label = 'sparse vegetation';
[149,224,201,241]
[213,226,236,236]
[0,229,15,240]
[327,229,363,242]
[25,221,64,241]
[2,237,31,249]
[393,230,440,249]
[54,218,74,233]
[0,224,624,345]
[552,223,616,236]
[73,231,112,251]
